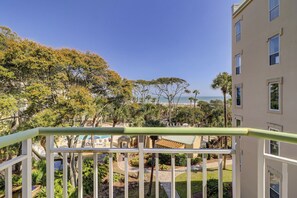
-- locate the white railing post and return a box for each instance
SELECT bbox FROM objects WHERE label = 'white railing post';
[155,153,159,198]
[138,136,145,198]
[5,166,12,198]
[218,154,223,198]
[232,136,241,198]
[171,154,175,198]
[46,135,54,198]
[202,154,207,198]
[109,153,114,198]
[93,153,98,198]
[22,138,32,198]
[109,135,114,198]
[78,153,83,198]
[187,154,191,198]
[124,153,129,198]
[282,163,288,198]
[257,139,265,198]
[63,153,68,198]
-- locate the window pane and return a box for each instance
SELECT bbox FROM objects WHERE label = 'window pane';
[236,119,241,127]
[270,83,279,110]
[270,53,279,65]
[235,21,241,42]
[270,141,279,155]
[270,6,280,21]
[235,21,241,34]
[236,54,241,67]
[270,173,280,198]
[236,67,240,75]
[270,36,279,55]
[270,0,279,10]
[236,87,241,106]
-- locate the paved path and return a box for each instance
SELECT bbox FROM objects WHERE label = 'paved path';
[117,157,232,198]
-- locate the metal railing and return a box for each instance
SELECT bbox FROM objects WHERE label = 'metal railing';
[1,127,297,198]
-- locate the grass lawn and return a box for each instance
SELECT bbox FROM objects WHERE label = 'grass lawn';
[176,165,232,198]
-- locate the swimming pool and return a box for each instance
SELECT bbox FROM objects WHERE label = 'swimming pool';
[78,135,110,140]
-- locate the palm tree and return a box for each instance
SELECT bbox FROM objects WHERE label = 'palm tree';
[192,89,200,108]
[211,72,232,169]
[188,97,194,107]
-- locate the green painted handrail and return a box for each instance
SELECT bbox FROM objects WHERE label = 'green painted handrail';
[0,128,39,149]
[1,127,297,149]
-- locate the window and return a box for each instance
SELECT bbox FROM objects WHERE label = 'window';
[236,86,241,106]
[236,119,241,127]
[269,82,280,111]
[235,21,241,42]
[270,173,280,198]
[235,54,241,75]
[269,127,280,155]
[269,35,280,65]
[269,0,280,21]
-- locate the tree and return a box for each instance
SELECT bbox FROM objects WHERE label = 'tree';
[152,77,189,124]
[211,72,232,169]
[192,89,200,108]
[132,80,152,104]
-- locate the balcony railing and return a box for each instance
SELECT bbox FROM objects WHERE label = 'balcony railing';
[1,127,297,198]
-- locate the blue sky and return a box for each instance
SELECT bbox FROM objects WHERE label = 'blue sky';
[0,0,240,96]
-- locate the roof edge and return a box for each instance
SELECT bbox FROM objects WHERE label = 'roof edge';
[232,0,253,18]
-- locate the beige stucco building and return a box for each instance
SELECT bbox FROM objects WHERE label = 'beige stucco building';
[232,0,297,197]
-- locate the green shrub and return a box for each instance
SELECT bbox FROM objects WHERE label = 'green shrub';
[83,159,108,195]
[130,156,139,167]
[113,173,124,183]
[207,179,232,198]
[159,153,187,166]
[175,154,187,166]
[12,174,22,187]
[159,154,171,165]
[103,153,117,164]
[159,164,169,171]
[191,157,202,165]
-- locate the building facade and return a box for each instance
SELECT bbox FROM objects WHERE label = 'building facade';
[232,0,297,197]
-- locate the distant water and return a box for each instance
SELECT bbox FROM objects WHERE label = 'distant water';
[158,96,226,104]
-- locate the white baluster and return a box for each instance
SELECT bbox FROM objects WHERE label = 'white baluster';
[78,153,83,198]
[171,154,175,198]
[282,163,288,198]
[155,153,159,198]
[63,153,68,198]
[218,154,223,198]
[202,154,207,198]
[46,136,54,198]
[138,136,144,198]
[257,139,265,198]
[125,153,129,198]
[187,154,191,198]
[93,153,98,198]
[232,136,241,198]
[109,153,113,198]
[5,166,12,198]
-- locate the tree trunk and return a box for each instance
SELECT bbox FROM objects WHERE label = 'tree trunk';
[147,137,157,196]
[168,102,172,124]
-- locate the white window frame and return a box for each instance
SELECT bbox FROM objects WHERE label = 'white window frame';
[269,0,280,21]
[235,20,241,42]
[269,34,280,65]
[235,53,241,75]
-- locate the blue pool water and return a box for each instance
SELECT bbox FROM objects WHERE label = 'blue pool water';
[78,135,110,140]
